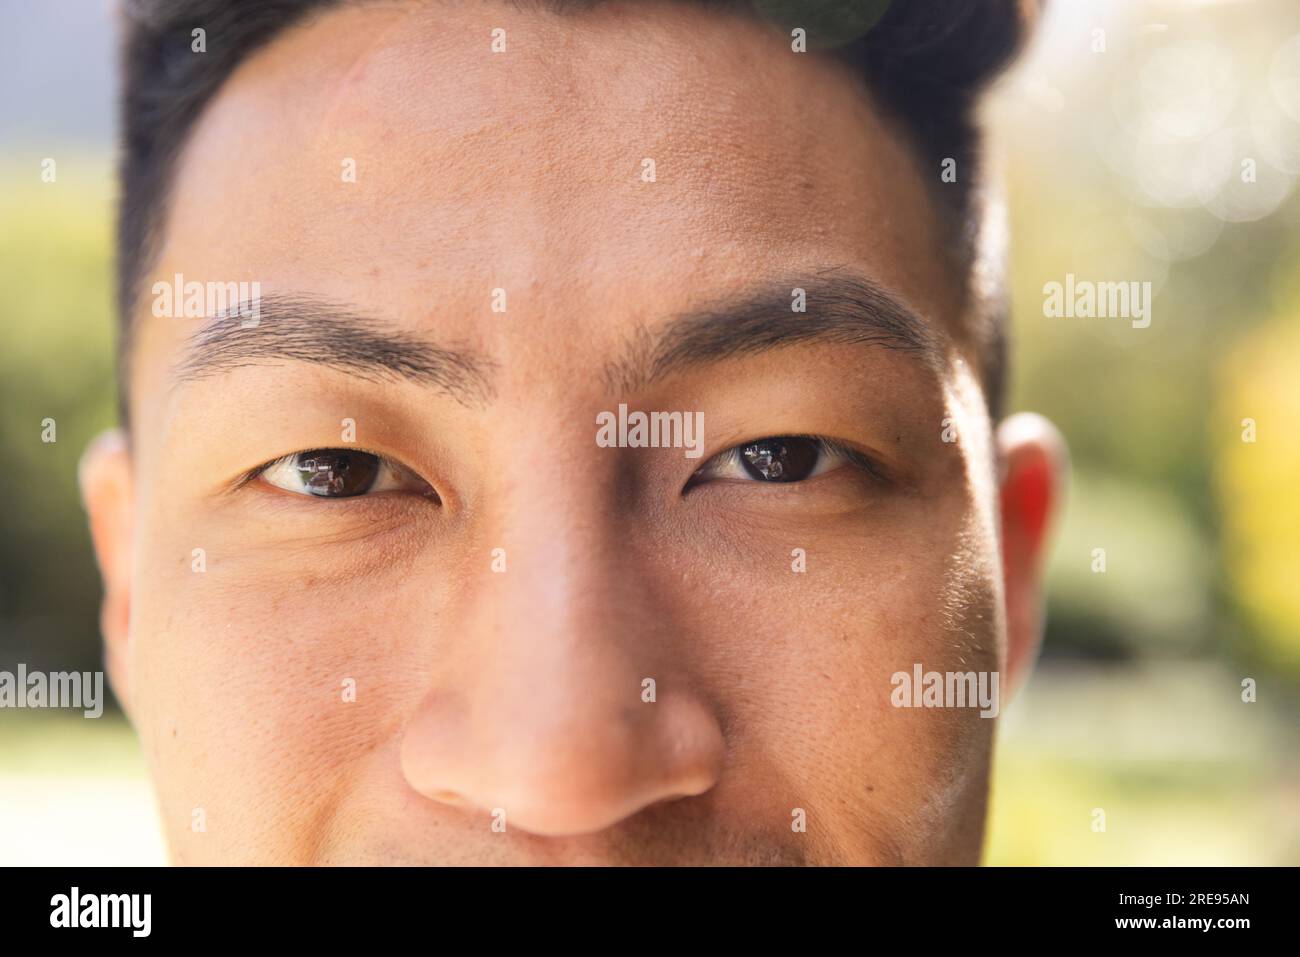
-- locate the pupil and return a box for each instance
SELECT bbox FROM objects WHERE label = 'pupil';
[294,450,379,497]
[740,437,819,482]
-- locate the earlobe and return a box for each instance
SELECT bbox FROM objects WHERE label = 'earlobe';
[995,413,1068,697]
[79,428,136,722]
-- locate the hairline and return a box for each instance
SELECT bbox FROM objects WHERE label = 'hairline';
[117,0,1018,425]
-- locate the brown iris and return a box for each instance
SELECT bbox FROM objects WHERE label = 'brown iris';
[293,450,380,497]
[739,437,821,482]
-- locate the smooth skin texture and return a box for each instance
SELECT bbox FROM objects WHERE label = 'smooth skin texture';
[82,0,1066,864]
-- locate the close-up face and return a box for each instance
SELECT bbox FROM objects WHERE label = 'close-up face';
[79,0,1062,865]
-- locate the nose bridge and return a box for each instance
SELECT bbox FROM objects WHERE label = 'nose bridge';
[399,415,725,836]
[464,416,651,739]
[481,412,630,648]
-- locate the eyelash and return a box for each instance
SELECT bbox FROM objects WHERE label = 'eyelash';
[241,447,434,499]
[688,435,887,488]
[240,434,883,500]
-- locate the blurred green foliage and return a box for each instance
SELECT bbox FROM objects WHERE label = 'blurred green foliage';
[998,94,1300,682]
[1,0,1298,864]
[1216,317,1300,668]
[4,156,1296,698]
[0,156,117,685]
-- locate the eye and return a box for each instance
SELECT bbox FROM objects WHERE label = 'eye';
[687,435,878,487]
[254,448,437,500]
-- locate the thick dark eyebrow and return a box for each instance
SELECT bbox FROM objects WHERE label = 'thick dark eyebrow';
[603,271,945,394]
[170,294,496,406]
[171,275,938,405]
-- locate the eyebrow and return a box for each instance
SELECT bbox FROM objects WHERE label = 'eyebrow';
[171,295,497,406]
[170,272,942,403]
[604,271,945,393]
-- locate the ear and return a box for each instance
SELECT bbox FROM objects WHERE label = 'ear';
[996,413,1068,697]
[79,429,136,723]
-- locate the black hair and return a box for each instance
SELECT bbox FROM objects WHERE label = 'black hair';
[118,0,1033,424]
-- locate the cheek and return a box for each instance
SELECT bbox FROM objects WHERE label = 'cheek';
[857,522,1001,861]
[661,496,999,861]
[126,532,437,859]
[125,472,999,863]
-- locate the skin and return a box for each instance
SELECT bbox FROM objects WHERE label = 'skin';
[81,0,1066,864]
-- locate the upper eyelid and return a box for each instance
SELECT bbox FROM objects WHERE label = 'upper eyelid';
[252,446,391,471]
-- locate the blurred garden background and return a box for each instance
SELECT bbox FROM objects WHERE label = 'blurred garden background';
[1,0,1297,864]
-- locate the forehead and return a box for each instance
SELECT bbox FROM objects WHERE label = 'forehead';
[140,0,961,400]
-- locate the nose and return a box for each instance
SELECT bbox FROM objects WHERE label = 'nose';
[399,446,725,838]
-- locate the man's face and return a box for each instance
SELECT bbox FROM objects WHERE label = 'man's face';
[84,0,1059,864]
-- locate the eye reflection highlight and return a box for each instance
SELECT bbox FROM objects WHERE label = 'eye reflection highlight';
[255,449,437,500]
[688,435,882,487]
